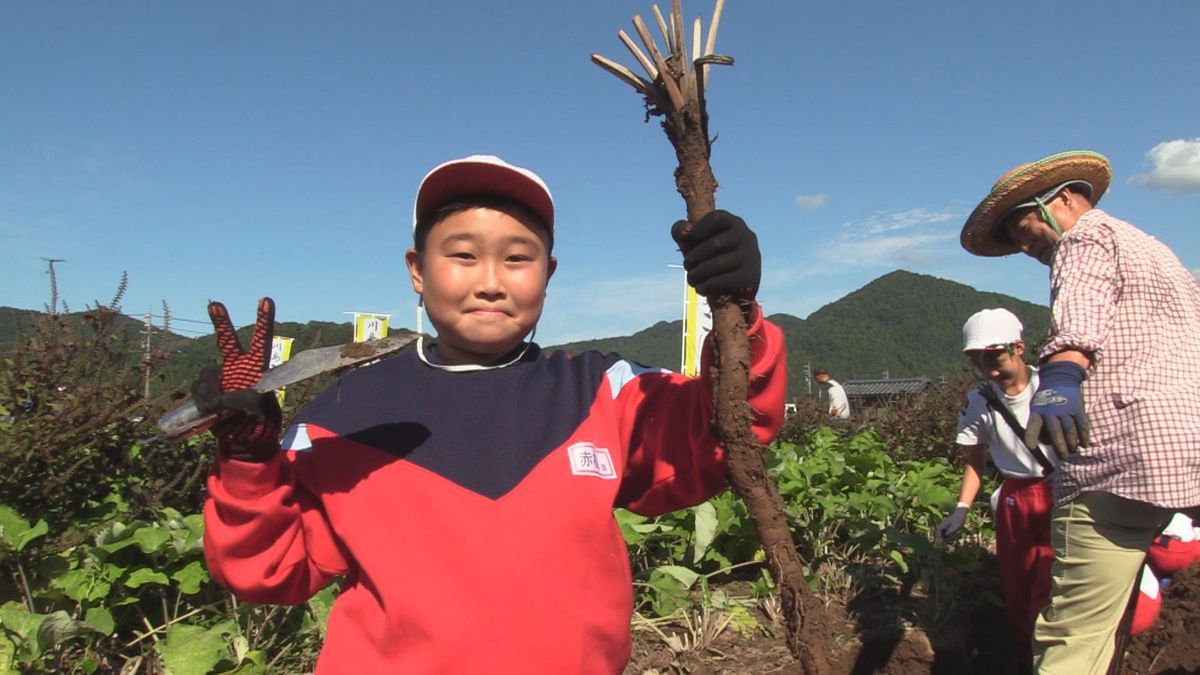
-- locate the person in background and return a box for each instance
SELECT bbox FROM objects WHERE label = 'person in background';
[960,150,1200,674]
[814,367,850,419]
[936,308,1056,674]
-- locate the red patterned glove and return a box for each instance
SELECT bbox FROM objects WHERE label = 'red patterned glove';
[191,298,281,461]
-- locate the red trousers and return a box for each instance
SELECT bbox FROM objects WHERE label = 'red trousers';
[995,476,1054,668]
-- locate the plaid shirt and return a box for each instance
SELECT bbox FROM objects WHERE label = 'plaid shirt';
[1041,209,1200,508]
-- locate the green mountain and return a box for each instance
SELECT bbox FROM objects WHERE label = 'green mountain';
[551,320,684,372]
[550,270,1050,400]
[3,270,1051,401]
[772,270,1049,396]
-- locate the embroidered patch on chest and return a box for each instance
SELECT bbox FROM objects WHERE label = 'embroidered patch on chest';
[568,442,617,479]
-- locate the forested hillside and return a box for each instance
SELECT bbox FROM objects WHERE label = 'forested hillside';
[553,271,1051,398]
[775,270,1050,393]
[551,320,684,371]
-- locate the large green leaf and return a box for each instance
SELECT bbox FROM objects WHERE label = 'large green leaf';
[654,565,700,589]
[51,570,112,603]
[176,514,205,553]
[613,508,646,544]
[170,561,208,595]
[156,621,237,675]
[131,525,172,555]
[0,602,46,661]
[0,505,48,553]
[645,566,697,617]
[0,632,16,675]
[690,502,717,564]
[124,568,170,588]
[306,585,338,639]
[83,607,115,636]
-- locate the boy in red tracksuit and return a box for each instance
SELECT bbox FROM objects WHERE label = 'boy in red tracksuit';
[192,154,786,673]
[935,308,1057,673]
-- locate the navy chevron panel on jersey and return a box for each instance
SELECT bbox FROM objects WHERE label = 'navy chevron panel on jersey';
[289,346,625,500]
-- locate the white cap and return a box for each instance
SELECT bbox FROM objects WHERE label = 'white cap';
[412,154,554,233]
[962,308,1023,352]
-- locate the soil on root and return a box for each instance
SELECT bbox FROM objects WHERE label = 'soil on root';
[624,560,1200,675]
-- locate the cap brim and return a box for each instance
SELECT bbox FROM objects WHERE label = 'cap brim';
[961,151,1111,257]
[962,342,1012,352]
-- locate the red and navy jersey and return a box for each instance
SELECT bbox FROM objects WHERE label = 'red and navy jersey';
[204,308,786,673]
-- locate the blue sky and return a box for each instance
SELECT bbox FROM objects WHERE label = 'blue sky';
[3,1,1198,344]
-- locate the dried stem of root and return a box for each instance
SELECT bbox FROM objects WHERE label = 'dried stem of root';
[591,3,829,672]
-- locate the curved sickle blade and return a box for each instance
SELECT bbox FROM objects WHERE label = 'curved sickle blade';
[157,332,419,441]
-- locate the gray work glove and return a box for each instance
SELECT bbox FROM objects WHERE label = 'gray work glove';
[934,504,969,545]
[1025,361,1090,460]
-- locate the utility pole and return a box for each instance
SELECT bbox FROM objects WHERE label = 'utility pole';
[142,312,153,400]
[803,362,812,397]
[41,257,66,314]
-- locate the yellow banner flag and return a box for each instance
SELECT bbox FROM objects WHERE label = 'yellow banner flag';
[682,286,711,377]
[270,337,294,405]
[352,313,390,343]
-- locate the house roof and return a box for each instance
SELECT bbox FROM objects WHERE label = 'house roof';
[842,377,931,397]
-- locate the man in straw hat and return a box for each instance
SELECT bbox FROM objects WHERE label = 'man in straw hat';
[961,150,1200,673]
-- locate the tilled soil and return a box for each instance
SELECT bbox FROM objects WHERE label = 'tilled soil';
[626,563,1200,674]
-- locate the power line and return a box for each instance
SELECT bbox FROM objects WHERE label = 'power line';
[120,312,209,325]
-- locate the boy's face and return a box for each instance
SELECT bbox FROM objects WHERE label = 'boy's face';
[406,205,556,365]
[966,341,1025,390]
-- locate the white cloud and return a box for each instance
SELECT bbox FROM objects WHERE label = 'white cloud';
[1128,138,1200,193]
[828,231,957,267]
[850,207,958,235]
[758,205,964,285]
[815,206,963,267]
[794,193,827,210]
[1193,268,1200,282]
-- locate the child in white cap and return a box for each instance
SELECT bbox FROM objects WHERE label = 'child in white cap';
[937,307,1056,673]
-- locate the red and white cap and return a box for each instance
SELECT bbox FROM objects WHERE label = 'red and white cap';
[412,154,554,232]
[962,308,1023,352]
[1147,514,1200,575]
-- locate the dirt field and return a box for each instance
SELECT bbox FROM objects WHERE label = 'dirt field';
[626,564,1200,674]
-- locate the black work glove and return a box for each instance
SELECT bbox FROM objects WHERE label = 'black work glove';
[671,210,761,302]
[191,298,281,461]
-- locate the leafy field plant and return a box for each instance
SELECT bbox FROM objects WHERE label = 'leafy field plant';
[622,425,998,642]
[0,286,213,553]
[0,498,332,674]
[1,429,996,672]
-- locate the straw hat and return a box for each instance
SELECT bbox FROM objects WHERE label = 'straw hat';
[960,150,1111,257]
